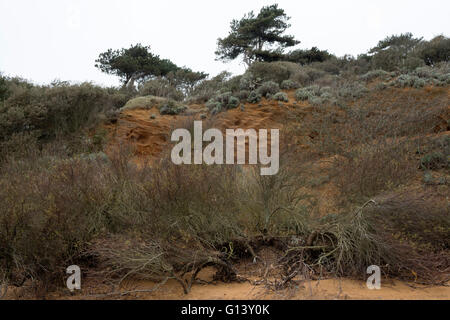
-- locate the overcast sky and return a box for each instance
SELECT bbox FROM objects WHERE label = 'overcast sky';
[0,0,449,86]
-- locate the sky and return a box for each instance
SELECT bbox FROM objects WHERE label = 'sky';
[0,0,449,87]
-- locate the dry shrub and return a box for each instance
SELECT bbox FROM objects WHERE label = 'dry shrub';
[281,191,449,285]
[89,235,237,294]
[0,154,116,291]
[333,139,417,202]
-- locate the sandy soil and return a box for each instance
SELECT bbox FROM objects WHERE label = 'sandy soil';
[35,276,448,300]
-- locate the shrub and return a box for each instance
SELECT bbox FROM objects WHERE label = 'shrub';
[159,100,187,115]
[139,78,184,101]
[0,81,123,142]
[247,62,290,84]
[392,75,427,88]
[359,70,391,82]
[247,91,262,104]
[236,90,250,101]
[256,81,280,97]
[337,82,368,99]
[186,71,231,104]
[303,67,328,82]
[205,99,222,111]
[420,152,448,170]
[295,86,320,101]
[375,82,388,91]
[280,79,299,90]
[121,95,169,111]
[273,92,289,102]
[295,88,312,101]
[309,96,324,106]
[239,72,259,91]
[205,92,240,112]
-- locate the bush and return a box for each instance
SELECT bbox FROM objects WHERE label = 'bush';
[420,152,448,170]
[236,90,250,101]
[186,71,231,104]
[273,92,289,102]
[139,78,184,101]
[337,82,368,99]
[280,79,299,90]
[121,95,169,111]
[359,70,392,82]
[257,81,280,97]
[205,91,240,112]
[159,100,187,115]
[295,86,320,101]
[0,81,123,143]
[247,62,290,84]
[247,91,262,104]
[392,75,427,88]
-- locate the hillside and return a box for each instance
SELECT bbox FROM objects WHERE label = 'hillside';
[1,62,449,301]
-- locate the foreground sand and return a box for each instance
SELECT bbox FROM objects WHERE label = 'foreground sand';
[44,277,448,300]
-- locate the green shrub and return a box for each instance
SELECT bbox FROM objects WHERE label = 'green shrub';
[205,99,222,111]
[205,91,240,112]
[239,72,259,91]
[0,81,123,142]
[392,75,427,88]
[309,96,324,106]
[273,92,289,102]
[337,82,368,99]
[139,78,184,101]
[257,81,280,97]
[295,88,312,101]
[236,90,250,101]
[247,62,290,84]
[295,86,320,101]
[420,152,448,170]
[359,70,392,82]
[280,79,300,90]
[186,71,231,104]
[247,91,262,104]
[121,95,168,111]
[159,100,187,115]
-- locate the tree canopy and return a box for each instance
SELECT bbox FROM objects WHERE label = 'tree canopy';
[285,47,334,65]
[368,33,424,71]
[215,4,299,66]
[95,44,179,86]
[419,35,450,66]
